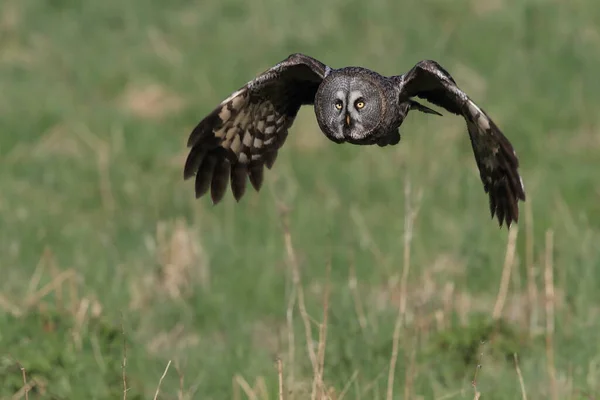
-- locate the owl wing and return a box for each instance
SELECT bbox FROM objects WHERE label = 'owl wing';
[396,60,526,227]
[184,53,330,203]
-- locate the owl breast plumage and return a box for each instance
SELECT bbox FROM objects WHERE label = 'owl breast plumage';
[183,53,526,228]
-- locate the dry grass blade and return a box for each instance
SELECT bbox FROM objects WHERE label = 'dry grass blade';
[121,314,128,400]
[348,260,368,333]
[277,358,284,400]
[24,269,77,309]
[350,205,387,266]
[279,205,318,375]
[404,336,418,400]
[386,178,423,400]
[10,380,37,400]
[360,366,389,398]
[524,196,538,334]
[514,353,528,400]
[48,252,63,309]
[337,370,358,400]
[233,376,241,400]
[26,247,51,296]
[285,283,297,388]
[174,361,185,400]
[311,263,331,400]
[81,126,115,213]
[254,376,269,400]
[544,230,558,400]
[492,226,519,320]
[471,341,485,399]
[0,294,22,317]
[10,364,31,400]
[234,375,258,400]
[153,360,172,400]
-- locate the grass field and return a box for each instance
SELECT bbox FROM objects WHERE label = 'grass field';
[1,0,600,398]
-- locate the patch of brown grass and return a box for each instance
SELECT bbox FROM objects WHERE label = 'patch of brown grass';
[129,218,210,310]
[470,0,504,16]
[0,1,20,32]
[5,123,88,165]
[146,323,200,357]
[119,83,185,120]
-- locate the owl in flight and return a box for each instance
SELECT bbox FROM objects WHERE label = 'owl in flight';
[183,53,526,227]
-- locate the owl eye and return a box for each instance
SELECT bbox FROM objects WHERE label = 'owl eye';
[334,100,343,110]
[355,99,365,110]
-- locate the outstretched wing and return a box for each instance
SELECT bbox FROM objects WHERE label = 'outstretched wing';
[184,53,330,203]
[396,60,526,227]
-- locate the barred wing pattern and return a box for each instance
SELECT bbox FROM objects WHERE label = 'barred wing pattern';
[184,53,330,203]
[397,60,526,227]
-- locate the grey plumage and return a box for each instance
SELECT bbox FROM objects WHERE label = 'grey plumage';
[184,53,526,228]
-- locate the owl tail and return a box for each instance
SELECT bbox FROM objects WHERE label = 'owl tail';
[409,100,442,116]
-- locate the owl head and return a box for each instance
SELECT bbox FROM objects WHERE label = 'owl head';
[314,69,384,144]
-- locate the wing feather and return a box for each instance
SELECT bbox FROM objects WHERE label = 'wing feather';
[248,162,265,191]
[397,60,526,227]
[185,53,330,203]
[210,157,231,204]
[195,155,217,199]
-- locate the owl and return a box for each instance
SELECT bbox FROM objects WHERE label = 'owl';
[183,53,526,227]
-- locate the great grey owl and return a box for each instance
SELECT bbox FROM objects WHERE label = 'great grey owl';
[184,53,526,227]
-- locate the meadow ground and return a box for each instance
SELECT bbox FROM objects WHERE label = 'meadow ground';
[1,0,600,398]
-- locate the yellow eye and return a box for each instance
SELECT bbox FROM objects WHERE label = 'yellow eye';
[335,101,343,110]
[355,100,365,109]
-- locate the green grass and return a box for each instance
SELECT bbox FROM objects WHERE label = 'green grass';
[1,0,600,398]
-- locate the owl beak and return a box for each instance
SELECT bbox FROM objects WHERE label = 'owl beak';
[345,113,351,127]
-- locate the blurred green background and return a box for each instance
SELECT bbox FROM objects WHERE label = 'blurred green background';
[1,0,599,398]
